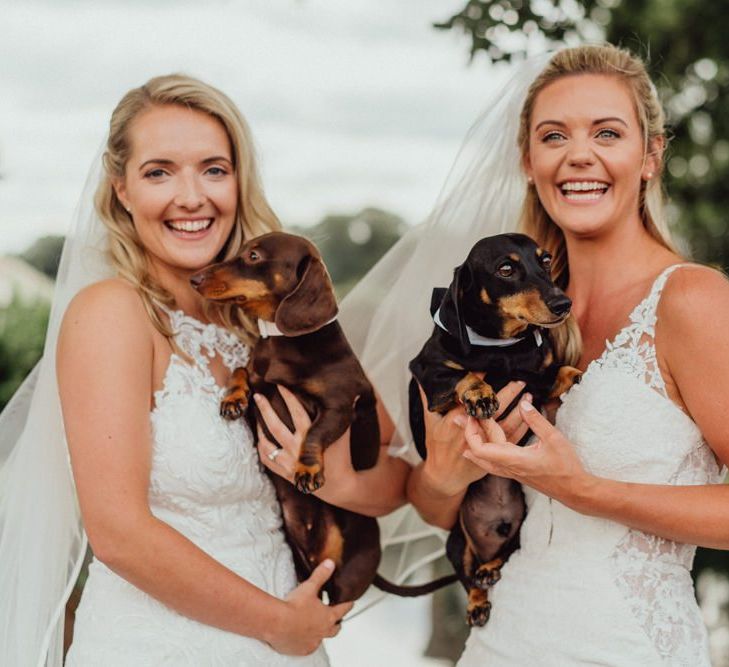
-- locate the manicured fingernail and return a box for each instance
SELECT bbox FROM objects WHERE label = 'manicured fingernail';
[253,394,262,403]
[520,400,534,412]
[322,558,335,570]
[453,415,466,428]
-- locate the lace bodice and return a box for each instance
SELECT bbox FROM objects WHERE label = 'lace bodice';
[463,265,721,667]
[66,306,328,666]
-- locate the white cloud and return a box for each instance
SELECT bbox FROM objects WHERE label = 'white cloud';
[0,0,500,253]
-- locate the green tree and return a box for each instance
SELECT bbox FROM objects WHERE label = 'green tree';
[20,235,65,279]
[0,294,49,411]
[435,0,729,267]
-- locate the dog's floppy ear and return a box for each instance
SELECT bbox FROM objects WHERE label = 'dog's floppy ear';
[275,255,338,335]
[438,263,472,354]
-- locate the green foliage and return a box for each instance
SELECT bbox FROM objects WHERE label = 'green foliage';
[290,207,406,298]
[0,294,49,411]
[435,0,729,267]
[20,235,65,279]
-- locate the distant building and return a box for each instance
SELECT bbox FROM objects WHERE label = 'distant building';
[0,256,54,308]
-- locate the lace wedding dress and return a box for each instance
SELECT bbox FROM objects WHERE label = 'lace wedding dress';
[65,306,328,666]
[459,265,723,666]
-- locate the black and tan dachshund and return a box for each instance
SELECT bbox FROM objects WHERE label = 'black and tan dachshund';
[191,231,455,604]
[409,232,581,626]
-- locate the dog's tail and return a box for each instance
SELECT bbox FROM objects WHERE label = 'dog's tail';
[371,572,458,597]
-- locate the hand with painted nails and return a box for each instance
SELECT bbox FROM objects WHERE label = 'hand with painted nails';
[462,400,595,509]
[418,380,532,498]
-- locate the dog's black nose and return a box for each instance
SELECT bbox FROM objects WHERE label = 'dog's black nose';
[547,295,572,317]
[190,273,204,289]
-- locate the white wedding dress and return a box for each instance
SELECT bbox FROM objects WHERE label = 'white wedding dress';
[459,265,723,666]
[66,306,328,666]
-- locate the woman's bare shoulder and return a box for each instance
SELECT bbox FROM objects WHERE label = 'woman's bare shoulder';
[59,278,154,354]
[658,264,729,330]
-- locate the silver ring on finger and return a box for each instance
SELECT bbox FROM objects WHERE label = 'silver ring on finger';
[267,448,282,463]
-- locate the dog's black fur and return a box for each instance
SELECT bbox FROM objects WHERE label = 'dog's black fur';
[408,232,581,626]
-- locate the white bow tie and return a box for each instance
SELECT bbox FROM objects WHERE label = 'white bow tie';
[433,308,542,348]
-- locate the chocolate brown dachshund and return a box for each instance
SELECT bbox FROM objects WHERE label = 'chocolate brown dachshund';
[409,232,581,626]
[192,232,455,603]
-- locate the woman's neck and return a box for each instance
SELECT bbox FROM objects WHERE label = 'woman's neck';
[149,263,209,321]
[564,219,681,321]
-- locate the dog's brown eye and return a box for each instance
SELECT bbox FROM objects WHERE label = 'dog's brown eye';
[541,255,553,270]
[497,263,514,278]
[248,249,261,262]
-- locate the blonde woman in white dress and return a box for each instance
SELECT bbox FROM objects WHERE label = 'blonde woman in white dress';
[406,45,729,666]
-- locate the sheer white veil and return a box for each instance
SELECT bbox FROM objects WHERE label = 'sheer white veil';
[339,53,552,589]
[0,148,112,666]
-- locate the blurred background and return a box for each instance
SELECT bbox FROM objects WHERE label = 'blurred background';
[2,0,728,664]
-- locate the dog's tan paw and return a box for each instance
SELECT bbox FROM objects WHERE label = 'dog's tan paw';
[473,565,502,589]
[460,385,499,419]
[220,394,248,420]
[294,463,325,494]
[467,601,492,627]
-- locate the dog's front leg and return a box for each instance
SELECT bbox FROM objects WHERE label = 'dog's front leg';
[455,372,499,419]
[293,406,350,494]
[220,366,251,420]
[548,365,582,398]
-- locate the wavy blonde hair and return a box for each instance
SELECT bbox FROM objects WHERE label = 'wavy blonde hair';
[517,44,679,365]
[95,73,280,344]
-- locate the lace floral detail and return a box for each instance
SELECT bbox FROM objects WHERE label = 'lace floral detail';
[606,265,716,665]
[591,265,683,397]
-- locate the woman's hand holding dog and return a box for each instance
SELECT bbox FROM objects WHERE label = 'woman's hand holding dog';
[268,558,352,655]
[407,381,531,529]
[463,401,596,510]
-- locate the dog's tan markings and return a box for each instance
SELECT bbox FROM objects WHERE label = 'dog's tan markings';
[467,587,492,627]
[220,367,250,420]
[480,287,492,305]
[303,379,326,395]
[474,557,505,588]
[549,365,582,398]
[242,298,277,321]
[272,272,285,287]
[456,372,498,419]
[318,522,345,567]
[541,349,554,369]
[508,253,520,262]
[443,360,465,371]
[536,247,544,257]
[498,289,554,337]
[294,459,325,494]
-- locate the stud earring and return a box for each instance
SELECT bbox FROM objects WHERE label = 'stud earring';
[645,172,654,180]
[527,176,534,184]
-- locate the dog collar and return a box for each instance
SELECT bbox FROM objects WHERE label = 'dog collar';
[257,316,337,338]
[433,308,542,348]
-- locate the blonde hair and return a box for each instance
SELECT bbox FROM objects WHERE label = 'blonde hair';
[95,73,280,343]
[517,44,678,365]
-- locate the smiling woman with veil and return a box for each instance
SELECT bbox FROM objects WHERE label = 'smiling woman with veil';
[343,44,729,666]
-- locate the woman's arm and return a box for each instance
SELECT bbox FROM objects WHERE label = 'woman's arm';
[255,387,409,516]
[57,281,350,656]
[463,266,729,549]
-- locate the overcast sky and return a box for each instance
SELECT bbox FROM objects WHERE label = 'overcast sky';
[0,0,514,255]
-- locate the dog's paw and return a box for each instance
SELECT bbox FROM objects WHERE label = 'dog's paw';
[220,394,248,420]
[294,464,325,494]
[460,386,499,419]
[473,565,502,589]
[467,601,492,627]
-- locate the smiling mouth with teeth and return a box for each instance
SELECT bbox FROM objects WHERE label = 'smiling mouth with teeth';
[559,181,610,201]
[165,218,214,233]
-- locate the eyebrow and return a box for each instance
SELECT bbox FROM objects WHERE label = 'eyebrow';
[534,116,629,131]
[138,156,233,171]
